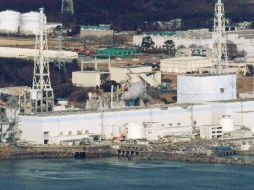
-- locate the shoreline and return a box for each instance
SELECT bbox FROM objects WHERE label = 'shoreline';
[134,152,254,166]
[0,145,254,166]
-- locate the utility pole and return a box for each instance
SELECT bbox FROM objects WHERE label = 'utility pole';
[213,0,228,74]
[61,0,74,15]
[32,8,54,113]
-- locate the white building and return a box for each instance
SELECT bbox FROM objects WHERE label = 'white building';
[200,125,223,139]
[0,47,78,60]
[72,71,109,87]
[133,30,254,56]
[18,99,254,144]
[110,65,161,87]
[177,74,237,103]
[160,57,213,74]
[133,32,213,49]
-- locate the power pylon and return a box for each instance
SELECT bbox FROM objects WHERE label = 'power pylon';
[213,0,228,74]
[32,8,54,113]
[61,0,74,15]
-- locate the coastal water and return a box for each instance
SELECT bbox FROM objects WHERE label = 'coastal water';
[0,158,253,190]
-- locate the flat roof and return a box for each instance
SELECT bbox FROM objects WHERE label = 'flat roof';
[73,71,109,74]
[111,64,151,69]
[20,98,254,117]
[178,73,236,77]
[162,56,211,61]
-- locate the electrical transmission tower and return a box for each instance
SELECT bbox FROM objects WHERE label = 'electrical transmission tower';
[213,0,228,74]
[54,26,66,72]
[32,8,54,113]
[61,0,74,15]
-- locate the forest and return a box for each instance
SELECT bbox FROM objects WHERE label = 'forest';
[0,0,253,30]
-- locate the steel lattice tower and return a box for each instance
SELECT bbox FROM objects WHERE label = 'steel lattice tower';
[61,0,74,15]
[213,0,228,74]
[32,8,54,112]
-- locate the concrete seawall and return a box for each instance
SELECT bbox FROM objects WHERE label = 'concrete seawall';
[0,145,118,160]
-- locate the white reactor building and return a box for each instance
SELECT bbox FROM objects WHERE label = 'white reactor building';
[177,74,237,103]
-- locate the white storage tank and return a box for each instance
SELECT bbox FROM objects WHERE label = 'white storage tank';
[0,10,21,34]
[177,74,237,103]
[20,11,44,35]
[127,123,146,140]
[220,115,234,133]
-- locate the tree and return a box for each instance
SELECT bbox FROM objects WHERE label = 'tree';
[163,40,176,56]
[141,36,155,50]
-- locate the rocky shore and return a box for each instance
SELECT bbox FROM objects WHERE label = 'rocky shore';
[0,144,117,160]
[1,144,254,166]
[134,151,254,166]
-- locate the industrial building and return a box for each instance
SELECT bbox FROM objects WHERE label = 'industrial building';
[160,57,213,74]
[72,71,109,87]
[0,47,78,60]
[110,65,161,87]
[18,99,254,144]
[134,30,254,57]
[80,25,113,39]
[2,0,254,147]
[177,74,237,103]
[133,31,213,49]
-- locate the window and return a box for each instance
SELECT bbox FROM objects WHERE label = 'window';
[68,131,72,136]
[169,123,172,126]
[77,130,82,135]
[59,132,63,136]
[177,123,181,126]
[220,88,225,93]
[44,132,49,145]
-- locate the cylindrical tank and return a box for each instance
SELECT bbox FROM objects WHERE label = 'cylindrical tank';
[220,115,234,132]
[0,10,21,34]
[20,11,43,35]
[127,123,146,140]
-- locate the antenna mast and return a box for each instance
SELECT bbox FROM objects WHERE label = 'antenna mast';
[213,0,228,74]
[32,8,54,112]
[61,0,74,15]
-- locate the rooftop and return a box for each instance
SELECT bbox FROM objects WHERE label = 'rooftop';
[80,25,111,31]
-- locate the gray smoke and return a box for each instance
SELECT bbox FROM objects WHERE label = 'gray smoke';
[234,57,246,63]
[123,82,145,100]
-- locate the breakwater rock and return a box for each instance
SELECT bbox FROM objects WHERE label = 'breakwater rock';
[135,151,254,166]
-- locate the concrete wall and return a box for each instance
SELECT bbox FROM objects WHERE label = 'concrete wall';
[72,71,101,87]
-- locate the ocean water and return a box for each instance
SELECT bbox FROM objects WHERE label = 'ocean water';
[0,158,253,190]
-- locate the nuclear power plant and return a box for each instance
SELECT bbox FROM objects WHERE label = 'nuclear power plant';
[0,0,254,154]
